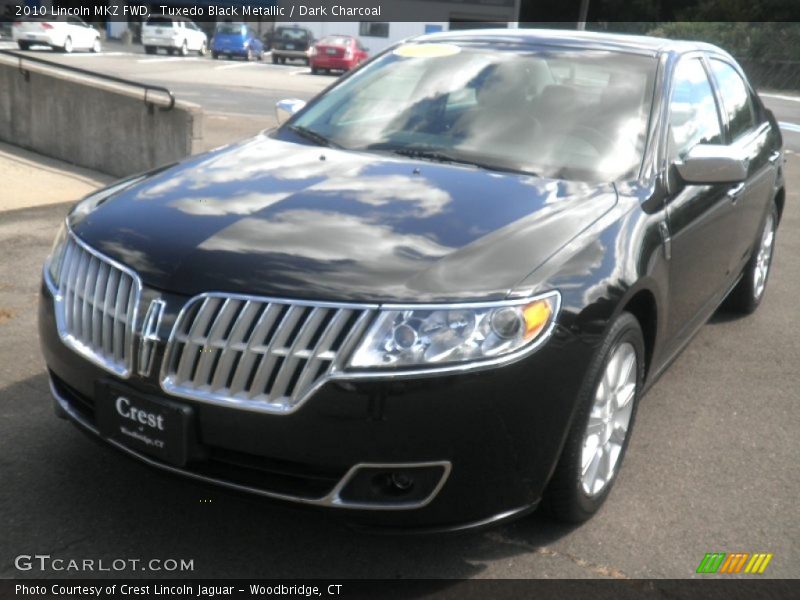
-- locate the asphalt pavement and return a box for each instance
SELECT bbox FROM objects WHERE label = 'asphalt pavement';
[0,44,798,581]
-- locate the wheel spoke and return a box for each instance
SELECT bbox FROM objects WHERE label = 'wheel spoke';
[580,341,638,497]
[583,446,602,484]
[585,417,605,438]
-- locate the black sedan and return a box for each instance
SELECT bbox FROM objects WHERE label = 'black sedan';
[39,29,784,531]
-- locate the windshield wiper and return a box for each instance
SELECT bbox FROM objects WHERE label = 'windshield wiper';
[287,125,339,148]
[376,146,536,176]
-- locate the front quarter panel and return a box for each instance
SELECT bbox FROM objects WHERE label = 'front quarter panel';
[513,181,668,379]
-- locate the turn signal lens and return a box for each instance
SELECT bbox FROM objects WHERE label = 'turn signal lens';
[523,300,553,340]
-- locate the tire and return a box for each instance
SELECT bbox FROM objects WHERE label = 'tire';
[211,51,219,60]
[198,41,207,56]
[280,57,286,64]
[145,45,156,55]
[62,36,72,53]
[724,201,778,314]
[311,67,319,75]
[167,47,175,56]
[543,312,645,523]
[179,40,188,57]
[17,41,31,50]
[91,37,101,53]
[271,54,278,64]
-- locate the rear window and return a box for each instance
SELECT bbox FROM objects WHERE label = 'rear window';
[276,28,308,41]
[216,23,244,35]
[146,17,174,26]
[318,36,350,47]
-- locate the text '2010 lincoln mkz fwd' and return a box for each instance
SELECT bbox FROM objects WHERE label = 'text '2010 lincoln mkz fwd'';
[39,29,784,531]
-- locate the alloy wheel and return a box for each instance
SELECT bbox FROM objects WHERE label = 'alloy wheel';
[753,212,775,300]
[580,341,637,497]
[63,37,72,53]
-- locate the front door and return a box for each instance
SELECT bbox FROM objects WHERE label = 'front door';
[663,56,736,342]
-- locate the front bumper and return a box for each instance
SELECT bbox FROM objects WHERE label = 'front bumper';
[39,277,592,530]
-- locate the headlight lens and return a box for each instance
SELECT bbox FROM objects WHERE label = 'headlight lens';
[46,223,68,284]
[348,292,560,370]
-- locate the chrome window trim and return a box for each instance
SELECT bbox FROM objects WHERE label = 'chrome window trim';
[158,290,561,414]
[44,223,143,379]
[50,375,450,511]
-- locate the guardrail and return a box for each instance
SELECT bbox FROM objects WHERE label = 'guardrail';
[0,49,175,111]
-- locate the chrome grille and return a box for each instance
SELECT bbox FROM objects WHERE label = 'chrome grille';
[52,233,141,377]
[161,294,376,414]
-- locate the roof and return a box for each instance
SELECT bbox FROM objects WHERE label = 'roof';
[415,28,728,59]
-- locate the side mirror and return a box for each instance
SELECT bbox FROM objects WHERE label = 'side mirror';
[674,144,749,185]
[275,98,306,125]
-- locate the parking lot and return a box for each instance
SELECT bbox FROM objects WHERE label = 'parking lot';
[0,43,799,580]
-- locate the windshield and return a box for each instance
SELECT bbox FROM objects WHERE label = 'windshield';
[287,43,657,182]
[216,23,244,35]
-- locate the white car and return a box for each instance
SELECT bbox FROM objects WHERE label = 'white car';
[13,17,101,53]
[141,16,207,56]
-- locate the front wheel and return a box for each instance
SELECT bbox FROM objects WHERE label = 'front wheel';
[179,40,188,56]
[543,312,644,523]
[145,45,156,54]
[724,201,778,314]
[62,36,73,53]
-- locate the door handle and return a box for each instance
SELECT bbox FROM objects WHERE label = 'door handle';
[769,151,781,165]
[727,182,746,203]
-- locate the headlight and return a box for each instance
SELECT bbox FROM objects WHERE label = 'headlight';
[46,222,68,284]
[348,292,560,370]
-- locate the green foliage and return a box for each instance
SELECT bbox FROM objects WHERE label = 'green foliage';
[646,22,800,60]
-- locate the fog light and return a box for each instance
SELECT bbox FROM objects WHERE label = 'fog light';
[390,471,414,491]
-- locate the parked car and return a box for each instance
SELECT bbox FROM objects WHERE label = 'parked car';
[141,15,207,56]
[310,35,368,74]
[270,25,314,64]
[40,30,784,531]
[210,22,263,61]
[13,16,101,53]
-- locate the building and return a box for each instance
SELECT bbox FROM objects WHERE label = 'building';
[278,0,521,54]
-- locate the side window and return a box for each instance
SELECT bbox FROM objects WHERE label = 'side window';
[668,58,722,162]
[709,59,757,142]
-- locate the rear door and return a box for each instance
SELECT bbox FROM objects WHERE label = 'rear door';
[663,56,735,341]
[707,58,779,273]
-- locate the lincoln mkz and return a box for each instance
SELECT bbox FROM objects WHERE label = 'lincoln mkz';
[39,30,784,530]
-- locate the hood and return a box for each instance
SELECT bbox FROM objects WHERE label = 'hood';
[69,136,617,303]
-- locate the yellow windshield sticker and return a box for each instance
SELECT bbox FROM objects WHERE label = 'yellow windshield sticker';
[393,43,461,59]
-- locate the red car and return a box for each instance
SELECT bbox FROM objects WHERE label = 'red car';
[310,35,368,74]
